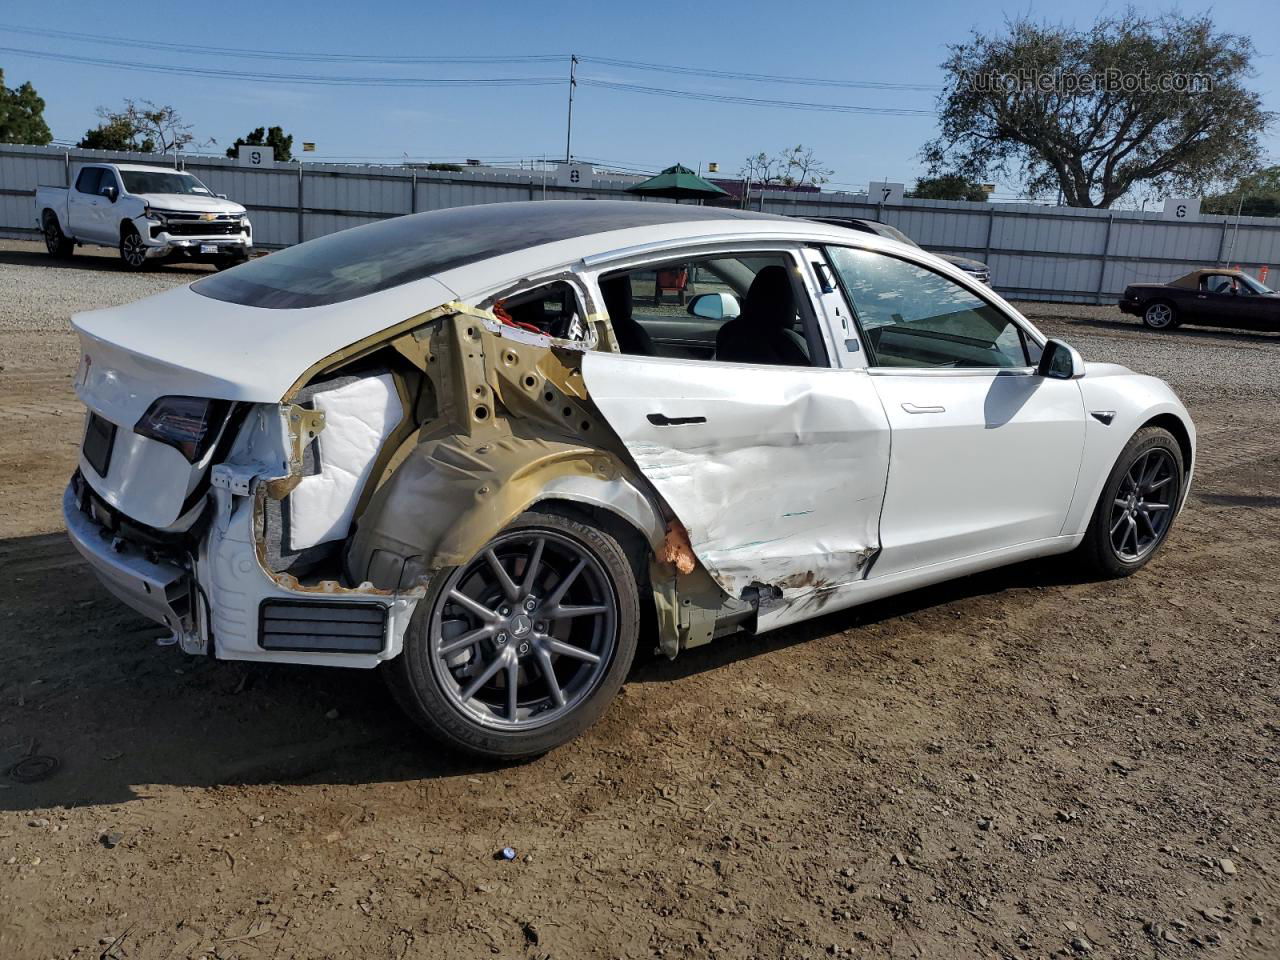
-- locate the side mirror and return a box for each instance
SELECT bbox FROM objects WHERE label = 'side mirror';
[216,193,228,199]
[687,292,741,321]
[99,185,118,202]
[1037,338,1084,380]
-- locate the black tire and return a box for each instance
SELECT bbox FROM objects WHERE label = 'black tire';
[385,508,641,759]
[42,211,74,258]
[214,252,248,271]
[1078,426,1184,578]
[1142,300,1178,330]
[119,225,149,271]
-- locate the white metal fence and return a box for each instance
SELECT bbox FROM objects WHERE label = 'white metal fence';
[4,143,1278,303]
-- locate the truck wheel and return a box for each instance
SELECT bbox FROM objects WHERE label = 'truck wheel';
[385,508,641,759]
[214,251,248,271]
[119,225,149,270]
[42,212,74,259]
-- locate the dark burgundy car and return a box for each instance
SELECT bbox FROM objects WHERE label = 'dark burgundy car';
[1120,268,1279,331]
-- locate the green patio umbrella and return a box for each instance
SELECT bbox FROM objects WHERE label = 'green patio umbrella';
[626,164,729,201]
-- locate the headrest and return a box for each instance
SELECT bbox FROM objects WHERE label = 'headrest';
[740,265,796,328]
[599,275,633,320]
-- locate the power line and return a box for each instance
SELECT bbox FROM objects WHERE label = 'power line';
[578,79,936,116]
[0,47,564,87]
[0,23,566,63]
[578,55,941,92]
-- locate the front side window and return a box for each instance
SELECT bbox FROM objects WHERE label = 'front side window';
[826,246,1033,368]
[119,170,212,196]
[74,167,102,195]
[598,253,824,367]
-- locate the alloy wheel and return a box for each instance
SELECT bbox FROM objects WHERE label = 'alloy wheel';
[43,219,61,255]
[1109,448,1177,561]
[1144,303,1173,328]
[121,233,147,268]
[429,529,619,731]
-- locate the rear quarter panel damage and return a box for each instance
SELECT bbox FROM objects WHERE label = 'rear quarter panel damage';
[343,307,668,596]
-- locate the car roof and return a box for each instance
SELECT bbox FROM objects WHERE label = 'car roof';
[1169,268,1252,288]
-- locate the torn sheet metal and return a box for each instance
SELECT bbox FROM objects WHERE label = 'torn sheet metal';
[580,353,892,598]
[288,374,404,551]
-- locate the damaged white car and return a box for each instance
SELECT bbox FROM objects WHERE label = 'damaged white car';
[66,201,1195,758]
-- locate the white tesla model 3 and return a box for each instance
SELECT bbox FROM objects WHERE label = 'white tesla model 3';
[65,201,1195,757]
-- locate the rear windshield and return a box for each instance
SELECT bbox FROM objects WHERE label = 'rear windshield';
[120,170,212,196]
[192,201,780,310]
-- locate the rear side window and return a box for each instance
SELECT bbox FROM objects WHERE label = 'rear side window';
[75,167,103,195]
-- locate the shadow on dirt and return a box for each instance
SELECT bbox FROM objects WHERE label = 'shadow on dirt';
[631,552,1091,685]
[0,248,211,275]
[0,531,1101,810]
[0,533,499,811]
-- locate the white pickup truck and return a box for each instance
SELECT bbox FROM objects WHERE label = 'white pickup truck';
[36,163,252,270]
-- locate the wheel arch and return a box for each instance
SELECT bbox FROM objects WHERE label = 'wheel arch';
[41,206,66,233]
[345,435,667,591]
[1142,411,1193,476]
[1064,374,1197,537]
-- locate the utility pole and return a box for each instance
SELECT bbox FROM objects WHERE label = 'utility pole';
[564,55,578,164]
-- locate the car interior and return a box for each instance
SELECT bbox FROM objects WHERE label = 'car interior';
[597,254,823,366]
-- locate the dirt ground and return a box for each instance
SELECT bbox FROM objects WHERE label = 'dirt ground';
[1,241,1277,960]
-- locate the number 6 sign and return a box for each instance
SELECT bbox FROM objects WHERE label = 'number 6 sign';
[1162,198,1200,221]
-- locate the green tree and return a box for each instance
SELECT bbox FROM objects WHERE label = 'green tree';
[78,100,193,153]
[226,125,293,163]
[910,174,989,202]
[0,69,52,145]
[1203,166,1280,218]
[923,9,1272,208]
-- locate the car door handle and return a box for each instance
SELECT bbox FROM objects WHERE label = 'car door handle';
[647,413,707,427]
[901,403,945,414]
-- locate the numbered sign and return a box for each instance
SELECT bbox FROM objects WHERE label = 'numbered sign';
[556,163,594,188]
[868,181,905,205]
[1162,198,1200,221]
[237,144,276,169]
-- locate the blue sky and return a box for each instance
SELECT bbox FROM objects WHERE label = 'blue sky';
[2,0,1276,198]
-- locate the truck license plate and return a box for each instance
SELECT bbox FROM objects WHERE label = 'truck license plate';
[200,244,218,255]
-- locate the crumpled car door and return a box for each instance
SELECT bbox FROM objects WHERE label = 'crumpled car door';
[581,353,891,598]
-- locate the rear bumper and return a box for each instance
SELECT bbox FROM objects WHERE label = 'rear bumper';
[63,481,191,634]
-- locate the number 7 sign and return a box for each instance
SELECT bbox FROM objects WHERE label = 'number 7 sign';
[868,181,905,205]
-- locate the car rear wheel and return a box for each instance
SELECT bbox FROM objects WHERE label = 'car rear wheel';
[385,509,641,759]
[1142,301,1177,330]
[42,212,74,258]
[1078,426,1184,578]
[119,226,149,270]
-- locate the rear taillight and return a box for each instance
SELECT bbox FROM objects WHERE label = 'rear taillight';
[134,396,229,463]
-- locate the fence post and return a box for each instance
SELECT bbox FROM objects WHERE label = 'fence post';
[1095,214,1115,304]
[296,162,304,245]
[983,207,995,263]
[410,171,417,214]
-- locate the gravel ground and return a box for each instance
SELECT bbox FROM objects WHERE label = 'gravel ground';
[1,240,1277,960]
